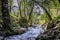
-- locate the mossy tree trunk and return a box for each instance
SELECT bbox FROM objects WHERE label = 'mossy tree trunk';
[1,0,11,33]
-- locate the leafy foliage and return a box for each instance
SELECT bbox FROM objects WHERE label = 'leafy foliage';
[0,0,60,37]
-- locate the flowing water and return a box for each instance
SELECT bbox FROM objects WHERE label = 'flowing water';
[0,25,44,40]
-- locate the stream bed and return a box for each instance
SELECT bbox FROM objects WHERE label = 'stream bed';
[0,25,44,40]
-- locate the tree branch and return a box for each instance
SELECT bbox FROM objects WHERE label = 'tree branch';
[33,0,52,20]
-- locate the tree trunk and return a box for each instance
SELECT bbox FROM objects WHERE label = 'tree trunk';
[1,0,11,32]
[28,1,34,25]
